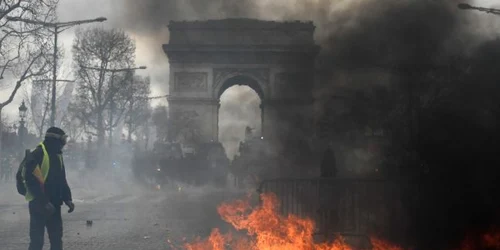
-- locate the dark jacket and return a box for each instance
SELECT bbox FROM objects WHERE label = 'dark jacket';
[25,139,72,206]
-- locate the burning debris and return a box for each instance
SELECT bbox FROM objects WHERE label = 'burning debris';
[179,193,500,250]
[457,228,500,250]
[183,193,402,250]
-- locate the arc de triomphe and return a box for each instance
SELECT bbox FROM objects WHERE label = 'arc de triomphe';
[163,18,319,145]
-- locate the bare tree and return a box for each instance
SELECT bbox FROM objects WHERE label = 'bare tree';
[0,0,57,156]
[23,78,74,137]
[60,102,85,142]
[71,27,135,147]
[169,110,202,145]
[22,80,50,136]
[103,71,133,141]
[123,75,151,141]
[152,105,168,143]
[22,29,72,136]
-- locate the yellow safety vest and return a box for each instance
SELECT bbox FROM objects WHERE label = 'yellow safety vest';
[23,143,63,201]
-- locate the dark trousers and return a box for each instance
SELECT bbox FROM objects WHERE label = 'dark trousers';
[28,201,63,250]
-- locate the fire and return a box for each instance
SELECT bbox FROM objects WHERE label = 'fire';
[482,229,500,247]
[184,193,403,250]
[457,228,500,250]
[370,238,405,250]
[182,193,500,250]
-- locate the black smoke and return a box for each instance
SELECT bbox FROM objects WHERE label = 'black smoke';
[115,0,500,248]
[121,0,261,34]
[320,1,459,67]
[314,1,500,249]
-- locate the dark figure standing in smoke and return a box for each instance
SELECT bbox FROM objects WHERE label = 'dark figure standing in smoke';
[320,142,337,178]
[23,127,75,250]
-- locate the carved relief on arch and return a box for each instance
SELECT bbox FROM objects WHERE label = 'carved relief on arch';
[212,68,269,98]
[174,72,208,92]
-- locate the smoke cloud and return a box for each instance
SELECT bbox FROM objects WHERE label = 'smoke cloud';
[115,0,500,248]
[111,0,497,151]
[53,0,500,248]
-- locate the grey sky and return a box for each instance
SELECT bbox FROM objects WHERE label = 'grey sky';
[1,0,499,133]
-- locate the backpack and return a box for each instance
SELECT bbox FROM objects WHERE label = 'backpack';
[15,149,31,196]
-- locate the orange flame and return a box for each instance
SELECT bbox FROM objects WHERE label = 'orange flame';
[457,228,500,250]
[370,237,405,250]
[184,193,404,250]
[183,193,500,250]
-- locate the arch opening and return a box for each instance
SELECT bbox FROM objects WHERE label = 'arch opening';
[218,78,262,160]
[217,75,265,100]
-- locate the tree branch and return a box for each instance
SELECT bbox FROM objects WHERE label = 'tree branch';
[0,47,47,106]
[0,0,22,20]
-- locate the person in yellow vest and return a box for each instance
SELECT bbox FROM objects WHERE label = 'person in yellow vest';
[24,127,74,250]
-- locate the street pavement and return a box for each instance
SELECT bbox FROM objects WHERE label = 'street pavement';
[0,181,247,250]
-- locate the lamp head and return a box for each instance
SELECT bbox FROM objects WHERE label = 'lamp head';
[18,100,28,119]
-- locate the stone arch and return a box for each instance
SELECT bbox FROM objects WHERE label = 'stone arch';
[214,74,265,100]
[163,19,319,144]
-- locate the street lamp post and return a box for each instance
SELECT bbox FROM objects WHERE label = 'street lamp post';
[18,100,28,148]
[79,65,147,148]
[6,16,107,127]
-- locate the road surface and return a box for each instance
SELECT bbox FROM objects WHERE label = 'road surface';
[0,182,246,250]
